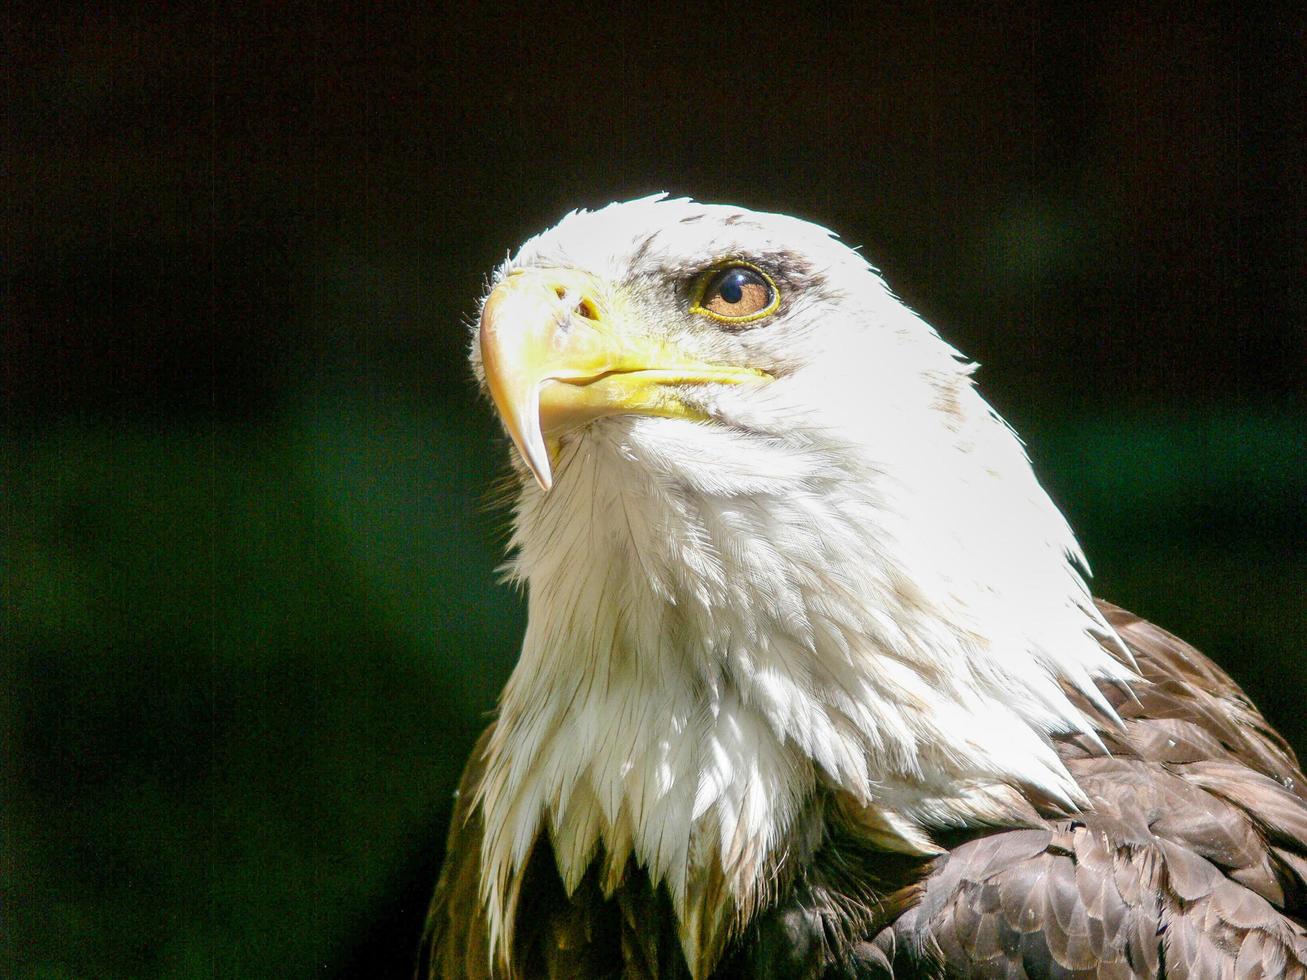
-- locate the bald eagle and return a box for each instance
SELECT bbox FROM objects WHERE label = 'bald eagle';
[421,197,1307,978]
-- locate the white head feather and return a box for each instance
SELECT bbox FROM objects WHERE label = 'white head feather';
[471,195,1134,973]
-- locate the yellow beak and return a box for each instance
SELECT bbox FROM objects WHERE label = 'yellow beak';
[479,268,769,490]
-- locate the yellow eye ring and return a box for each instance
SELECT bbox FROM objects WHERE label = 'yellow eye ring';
[690,261,781,324]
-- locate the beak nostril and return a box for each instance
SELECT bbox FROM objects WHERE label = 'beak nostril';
[547,283,600,321]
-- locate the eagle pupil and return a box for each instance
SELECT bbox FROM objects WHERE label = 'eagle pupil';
[719,272,747,304]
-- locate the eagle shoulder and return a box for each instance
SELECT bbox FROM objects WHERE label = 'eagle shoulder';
[875,602,1307,978]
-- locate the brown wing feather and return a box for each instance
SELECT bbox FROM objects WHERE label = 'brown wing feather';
[419,725,496,980]
[881,601,1307,978]
[1097,601,1303,786]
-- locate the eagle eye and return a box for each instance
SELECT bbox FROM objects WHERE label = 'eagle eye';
[691,263,780,324]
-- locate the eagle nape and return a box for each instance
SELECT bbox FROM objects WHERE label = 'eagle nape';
[421,195,1307,979]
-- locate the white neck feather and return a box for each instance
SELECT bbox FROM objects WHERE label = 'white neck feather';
[475,372,1132,974]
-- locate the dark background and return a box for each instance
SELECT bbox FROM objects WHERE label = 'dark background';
[4,3,1304,977]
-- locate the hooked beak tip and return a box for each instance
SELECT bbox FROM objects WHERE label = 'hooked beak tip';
[522,435,554,493]
[498,386,554,493]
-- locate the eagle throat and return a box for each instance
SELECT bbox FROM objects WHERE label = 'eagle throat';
[474,407,1131,975]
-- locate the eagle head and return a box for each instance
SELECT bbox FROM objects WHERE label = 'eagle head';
[472,194,970,496]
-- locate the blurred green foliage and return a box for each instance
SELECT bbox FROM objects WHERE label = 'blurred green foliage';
[5,394,526,977]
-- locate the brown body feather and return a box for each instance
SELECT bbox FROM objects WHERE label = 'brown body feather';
[420,603,1307,978]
